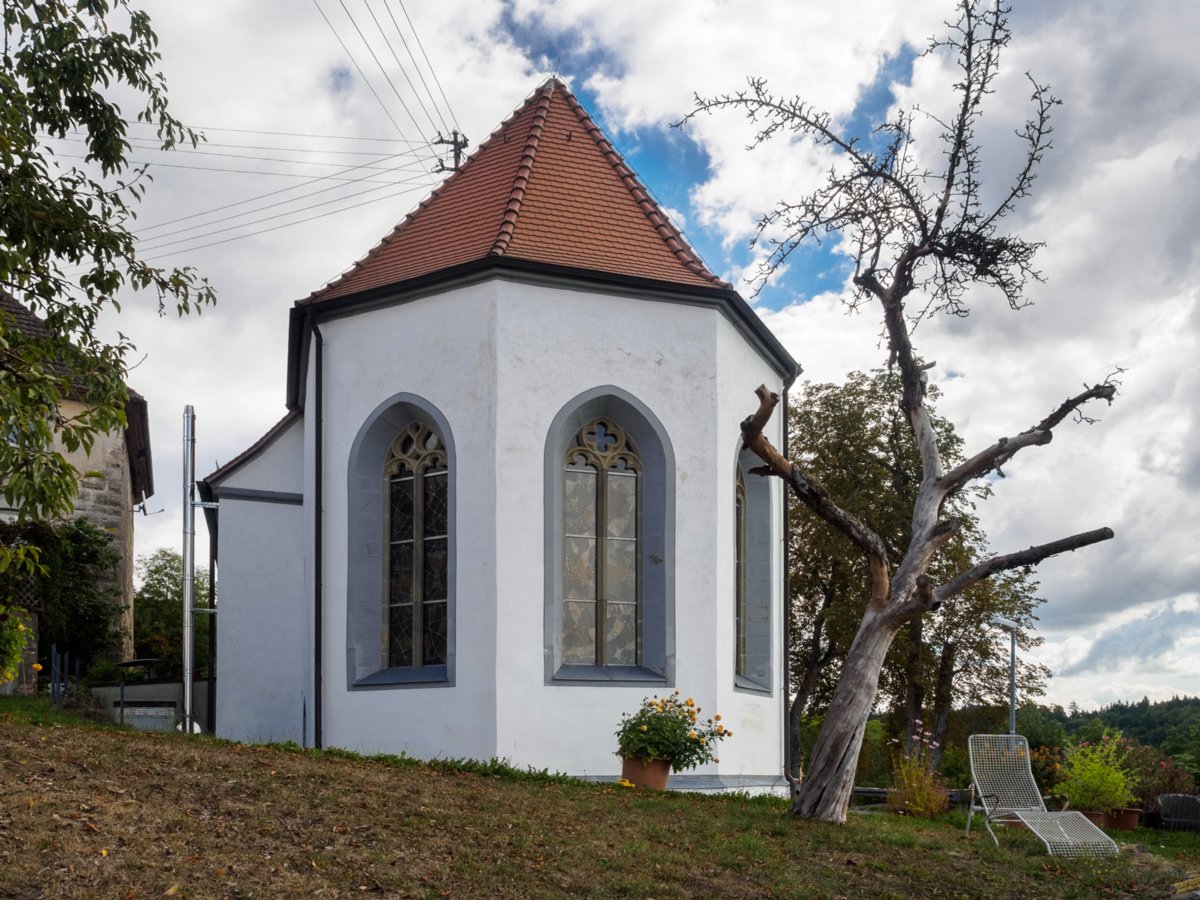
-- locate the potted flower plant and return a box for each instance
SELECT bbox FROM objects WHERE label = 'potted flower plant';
[1053,733,1136,827]
[615,692,731,789]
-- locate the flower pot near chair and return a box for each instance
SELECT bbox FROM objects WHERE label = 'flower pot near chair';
[1104,808,1141,831]
[620,756,671,790]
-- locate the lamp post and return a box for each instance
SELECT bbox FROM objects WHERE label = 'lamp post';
[991,617,1018,735]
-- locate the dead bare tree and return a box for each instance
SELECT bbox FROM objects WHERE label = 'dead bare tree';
[684,0,1118,823]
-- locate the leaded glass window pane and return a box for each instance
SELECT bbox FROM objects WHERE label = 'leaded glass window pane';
[564,468,596,537]
[424,537,448,602]
[564,537,597,601]
[562,600,597,665]
[423,470,448,538]
[390,474,414,542]
[388,604,414,668]
[605,539,636,604]
[606,472,636,539]
[423,600,447,666]
[384,421,449,669]
[561,418,640,668]
[605,602,637,666]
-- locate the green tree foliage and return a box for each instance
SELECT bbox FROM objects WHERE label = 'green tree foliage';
[0,518,122,672]
[786,371,1046,772]
[133,548,212,678]
[0,0,213,684]
[0,0,214,531]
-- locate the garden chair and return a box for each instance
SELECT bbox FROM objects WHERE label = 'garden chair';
[1159,794,1200,831]
[966,734,1117,857]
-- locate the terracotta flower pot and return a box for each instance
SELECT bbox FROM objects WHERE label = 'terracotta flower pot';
[1104,808,1141,831]
[620,756,671,790]
[1079,810,1107,827]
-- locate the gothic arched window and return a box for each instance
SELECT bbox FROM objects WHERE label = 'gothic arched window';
[385,421,448,669]
[562,418,640,667]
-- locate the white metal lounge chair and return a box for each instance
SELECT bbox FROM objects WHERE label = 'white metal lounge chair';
[966,734,1117,858]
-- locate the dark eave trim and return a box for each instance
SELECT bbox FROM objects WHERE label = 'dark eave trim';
[124,390,154,504]
[286,256,801,411]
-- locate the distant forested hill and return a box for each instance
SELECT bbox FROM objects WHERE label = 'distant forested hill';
[1065,696,1200,760]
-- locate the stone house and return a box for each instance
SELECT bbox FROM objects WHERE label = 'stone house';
[0,292,153,661]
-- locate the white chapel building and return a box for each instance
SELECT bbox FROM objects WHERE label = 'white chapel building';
[202,78,799,788]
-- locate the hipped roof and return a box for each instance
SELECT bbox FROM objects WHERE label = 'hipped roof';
[307,78,726,302]
[286,79,799,409]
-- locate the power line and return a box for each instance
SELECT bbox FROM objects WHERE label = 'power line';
[395,0,461,133]
[336,0,428,141]
[134,170,431,254]
[361,0,442,137]
[99,134,424,158]
[136,151,433,233]
[52,138,432,173]
[120,120,430,144]
[49,152,431,184]
[137,182,429,262]
[378,0,451,135]
[312,0,413,147]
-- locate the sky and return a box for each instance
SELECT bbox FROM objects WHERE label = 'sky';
[78,0,1199,713]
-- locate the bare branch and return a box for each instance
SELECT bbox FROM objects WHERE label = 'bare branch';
[933,527,1115,602]
[741,385,890,591]
[939,378,1118,496]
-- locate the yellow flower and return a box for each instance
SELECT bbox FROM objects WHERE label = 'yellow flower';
[640,725,648,732]
[17,623,25,632]
[32,663,43,672]
[714,714,721,721]
[688,730,698,739]
[685,698,695,707]
[716,725,725,735]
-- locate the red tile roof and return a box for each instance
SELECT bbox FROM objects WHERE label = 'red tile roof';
[307,78,727,303]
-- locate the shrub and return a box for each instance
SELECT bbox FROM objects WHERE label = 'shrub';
[1054,732,1135,812]
[886,723,949,817]
[1118,737,1196,813]
[615,692,730,772]
[1029,744,1066,795]
[0,607,31,683]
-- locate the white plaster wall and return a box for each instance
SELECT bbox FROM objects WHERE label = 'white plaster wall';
[313,283,500,761]
[713,313,787,782]
[214,496,308,744]
[490,280,785,778]
[216,275,788,776]
[218,416,304,494]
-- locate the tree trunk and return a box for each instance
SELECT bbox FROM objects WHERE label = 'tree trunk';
[787,690,806,780]
[929,642,956,770]
[902,617,925,754]
[792,608,900,822]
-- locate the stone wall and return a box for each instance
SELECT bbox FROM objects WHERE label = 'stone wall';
[54,399,135,660]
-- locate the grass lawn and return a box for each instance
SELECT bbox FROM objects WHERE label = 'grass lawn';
[1,695,1196,898]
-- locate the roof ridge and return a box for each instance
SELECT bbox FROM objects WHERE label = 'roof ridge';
[490,80,555,258]
[558,89,728,289]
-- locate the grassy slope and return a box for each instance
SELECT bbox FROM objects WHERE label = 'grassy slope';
[0,698,1194,899]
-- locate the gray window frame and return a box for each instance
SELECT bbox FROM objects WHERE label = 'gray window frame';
[734,446,772,693]
[346,395,456,689]
[544,387,674,686]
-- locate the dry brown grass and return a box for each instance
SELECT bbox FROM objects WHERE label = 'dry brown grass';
[0,701,1190,898]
